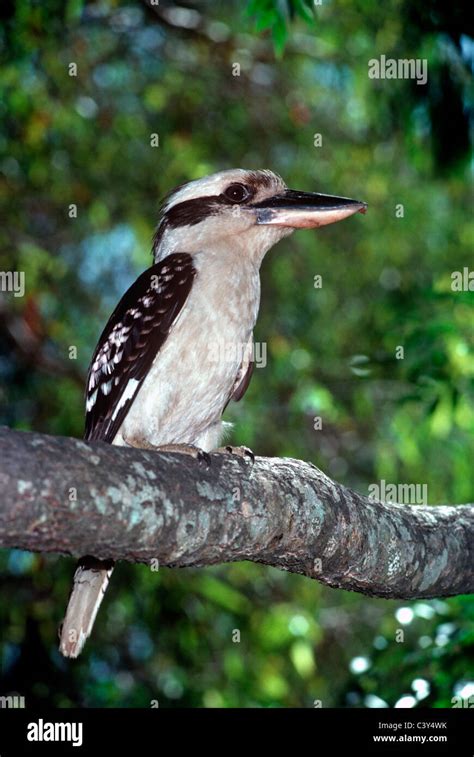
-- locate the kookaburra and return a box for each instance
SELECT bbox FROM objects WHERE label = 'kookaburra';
[59,168,366,657]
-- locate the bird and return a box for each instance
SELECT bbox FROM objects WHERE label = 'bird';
[59,168,366,657]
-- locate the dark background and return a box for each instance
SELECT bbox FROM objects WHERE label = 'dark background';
[0,0,472,708]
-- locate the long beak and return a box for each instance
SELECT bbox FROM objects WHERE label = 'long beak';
[252,189,367,228]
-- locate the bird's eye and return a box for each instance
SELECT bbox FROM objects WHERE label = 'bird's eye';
[223,183,250,203]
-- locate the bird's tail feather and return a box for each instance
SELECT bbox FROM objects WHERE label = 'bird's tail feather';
[59,556,114,658]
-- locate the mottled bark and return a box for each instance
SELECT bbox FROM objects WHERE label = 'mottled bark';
[0,427,472,598]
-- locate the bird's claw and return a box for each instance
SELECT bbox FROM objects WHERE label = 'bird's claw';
[215,445,255,464]
[196,448,212,467]
[170,444,211,466]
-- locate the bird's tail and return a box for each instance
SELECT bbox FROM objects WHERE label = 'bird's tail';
[59,556,114,658]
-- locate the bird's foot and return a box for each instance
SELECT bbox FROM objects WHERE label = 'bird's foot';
[155,443,212,466]
[213,445,255,464]
[123,436,211,466]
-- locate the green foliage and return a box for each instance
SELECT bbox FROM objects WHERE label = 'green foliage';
[0,0,472,709]
[246,0,315,56]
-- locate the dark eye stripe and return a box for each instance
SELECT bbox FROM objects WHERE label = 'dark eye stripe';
[164,196,222,227]
[153,196,221,253]
[152,184,257,254]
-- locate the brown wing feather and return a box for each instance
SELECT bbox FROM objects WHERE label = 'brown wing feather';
[84,253,196,443]
[223,334,255,411]
[231,358,255,402]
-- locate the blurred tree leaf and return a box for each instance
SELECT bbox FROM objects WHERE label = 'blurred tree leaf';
[246,0,315,56]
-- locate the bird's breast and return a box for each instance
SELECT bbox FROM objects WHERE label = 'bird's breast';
[119,259,261,446]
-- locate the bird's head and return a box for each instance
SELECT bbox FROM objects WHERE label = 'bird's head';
[153,169,366,264]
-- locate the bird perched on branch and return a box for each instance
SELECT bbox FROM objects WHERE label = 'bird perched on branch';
[59,168,366,657]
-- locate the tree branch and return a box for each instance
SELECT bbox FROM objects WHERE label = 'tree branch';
[0,427,472,599]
